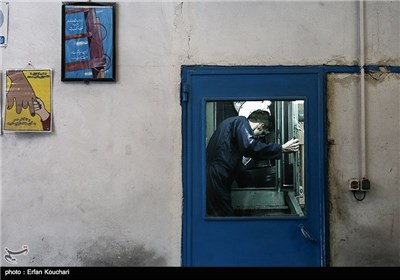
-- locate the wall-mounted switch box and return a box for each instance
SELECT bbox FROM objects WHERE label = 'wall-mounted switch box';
[361,178,371,191]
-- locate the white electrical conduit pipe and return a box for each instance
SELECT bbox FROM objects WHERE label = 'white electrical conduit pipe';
[359,0,366,179]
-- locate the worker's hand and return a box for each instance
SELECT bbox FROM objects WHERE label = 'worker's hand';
[6,71,37,116]
[282,138,299,153]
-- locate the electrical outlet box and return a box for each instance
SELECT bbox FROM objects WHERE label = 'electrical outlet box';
[361,178,371,191]
[349,178,360,191]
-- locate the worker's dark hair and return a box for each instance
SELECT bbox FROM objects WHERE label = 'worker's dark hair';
[247,110,272,130]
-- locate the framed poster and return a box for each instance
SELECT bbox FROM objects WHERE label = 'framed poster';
[3,69,52,132]
[62,2,116,81]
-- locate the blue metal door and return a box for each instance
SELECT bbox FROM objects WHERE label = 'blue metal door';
[182,66,327,266]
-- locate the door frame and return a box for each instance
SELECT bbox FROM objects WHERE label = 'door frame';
[181,65,359,266]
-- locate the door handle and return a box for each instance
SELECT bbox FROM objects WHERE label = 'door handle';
[298,224,318,243]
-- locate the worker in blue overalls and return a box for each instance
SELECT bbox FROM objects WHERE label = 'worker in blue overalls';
[206,104,299,216]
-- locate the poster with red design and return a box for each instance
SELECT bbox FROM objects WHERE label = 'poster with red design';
[62,2,116,81]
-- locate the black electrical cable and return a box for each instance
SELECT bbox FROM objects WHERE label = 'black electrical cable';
[353,191,366,201]
[366,72,382,81]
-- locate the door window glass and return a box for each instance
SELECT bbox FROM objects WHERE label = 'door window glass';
[206,100,305,217]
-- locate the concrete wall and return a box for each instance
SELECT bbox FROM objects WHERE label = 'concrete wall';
[327,73,400,266]
[1,0,399,266]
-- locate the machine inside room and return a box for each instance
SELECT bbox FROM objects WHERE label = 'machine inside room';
[206,100,305,217]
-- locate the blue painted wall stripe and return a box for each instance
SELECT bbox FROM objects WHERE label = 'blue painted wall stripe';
[364,65,400,73]
[182,65,400,74]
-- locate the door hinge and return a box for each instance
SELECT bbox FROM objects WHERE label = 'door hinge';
[181,83,190,103]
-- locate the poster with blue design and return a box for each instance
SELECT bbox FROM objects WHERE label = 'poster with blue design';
[62,2,116,81]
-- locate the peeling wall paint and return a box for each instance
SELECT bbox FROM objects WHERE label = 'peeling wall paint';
[325,55,358,66]
[365,72,400,87]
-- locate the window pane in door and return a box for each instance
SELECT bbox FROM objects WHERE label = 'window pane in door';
[206,100,306,217]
